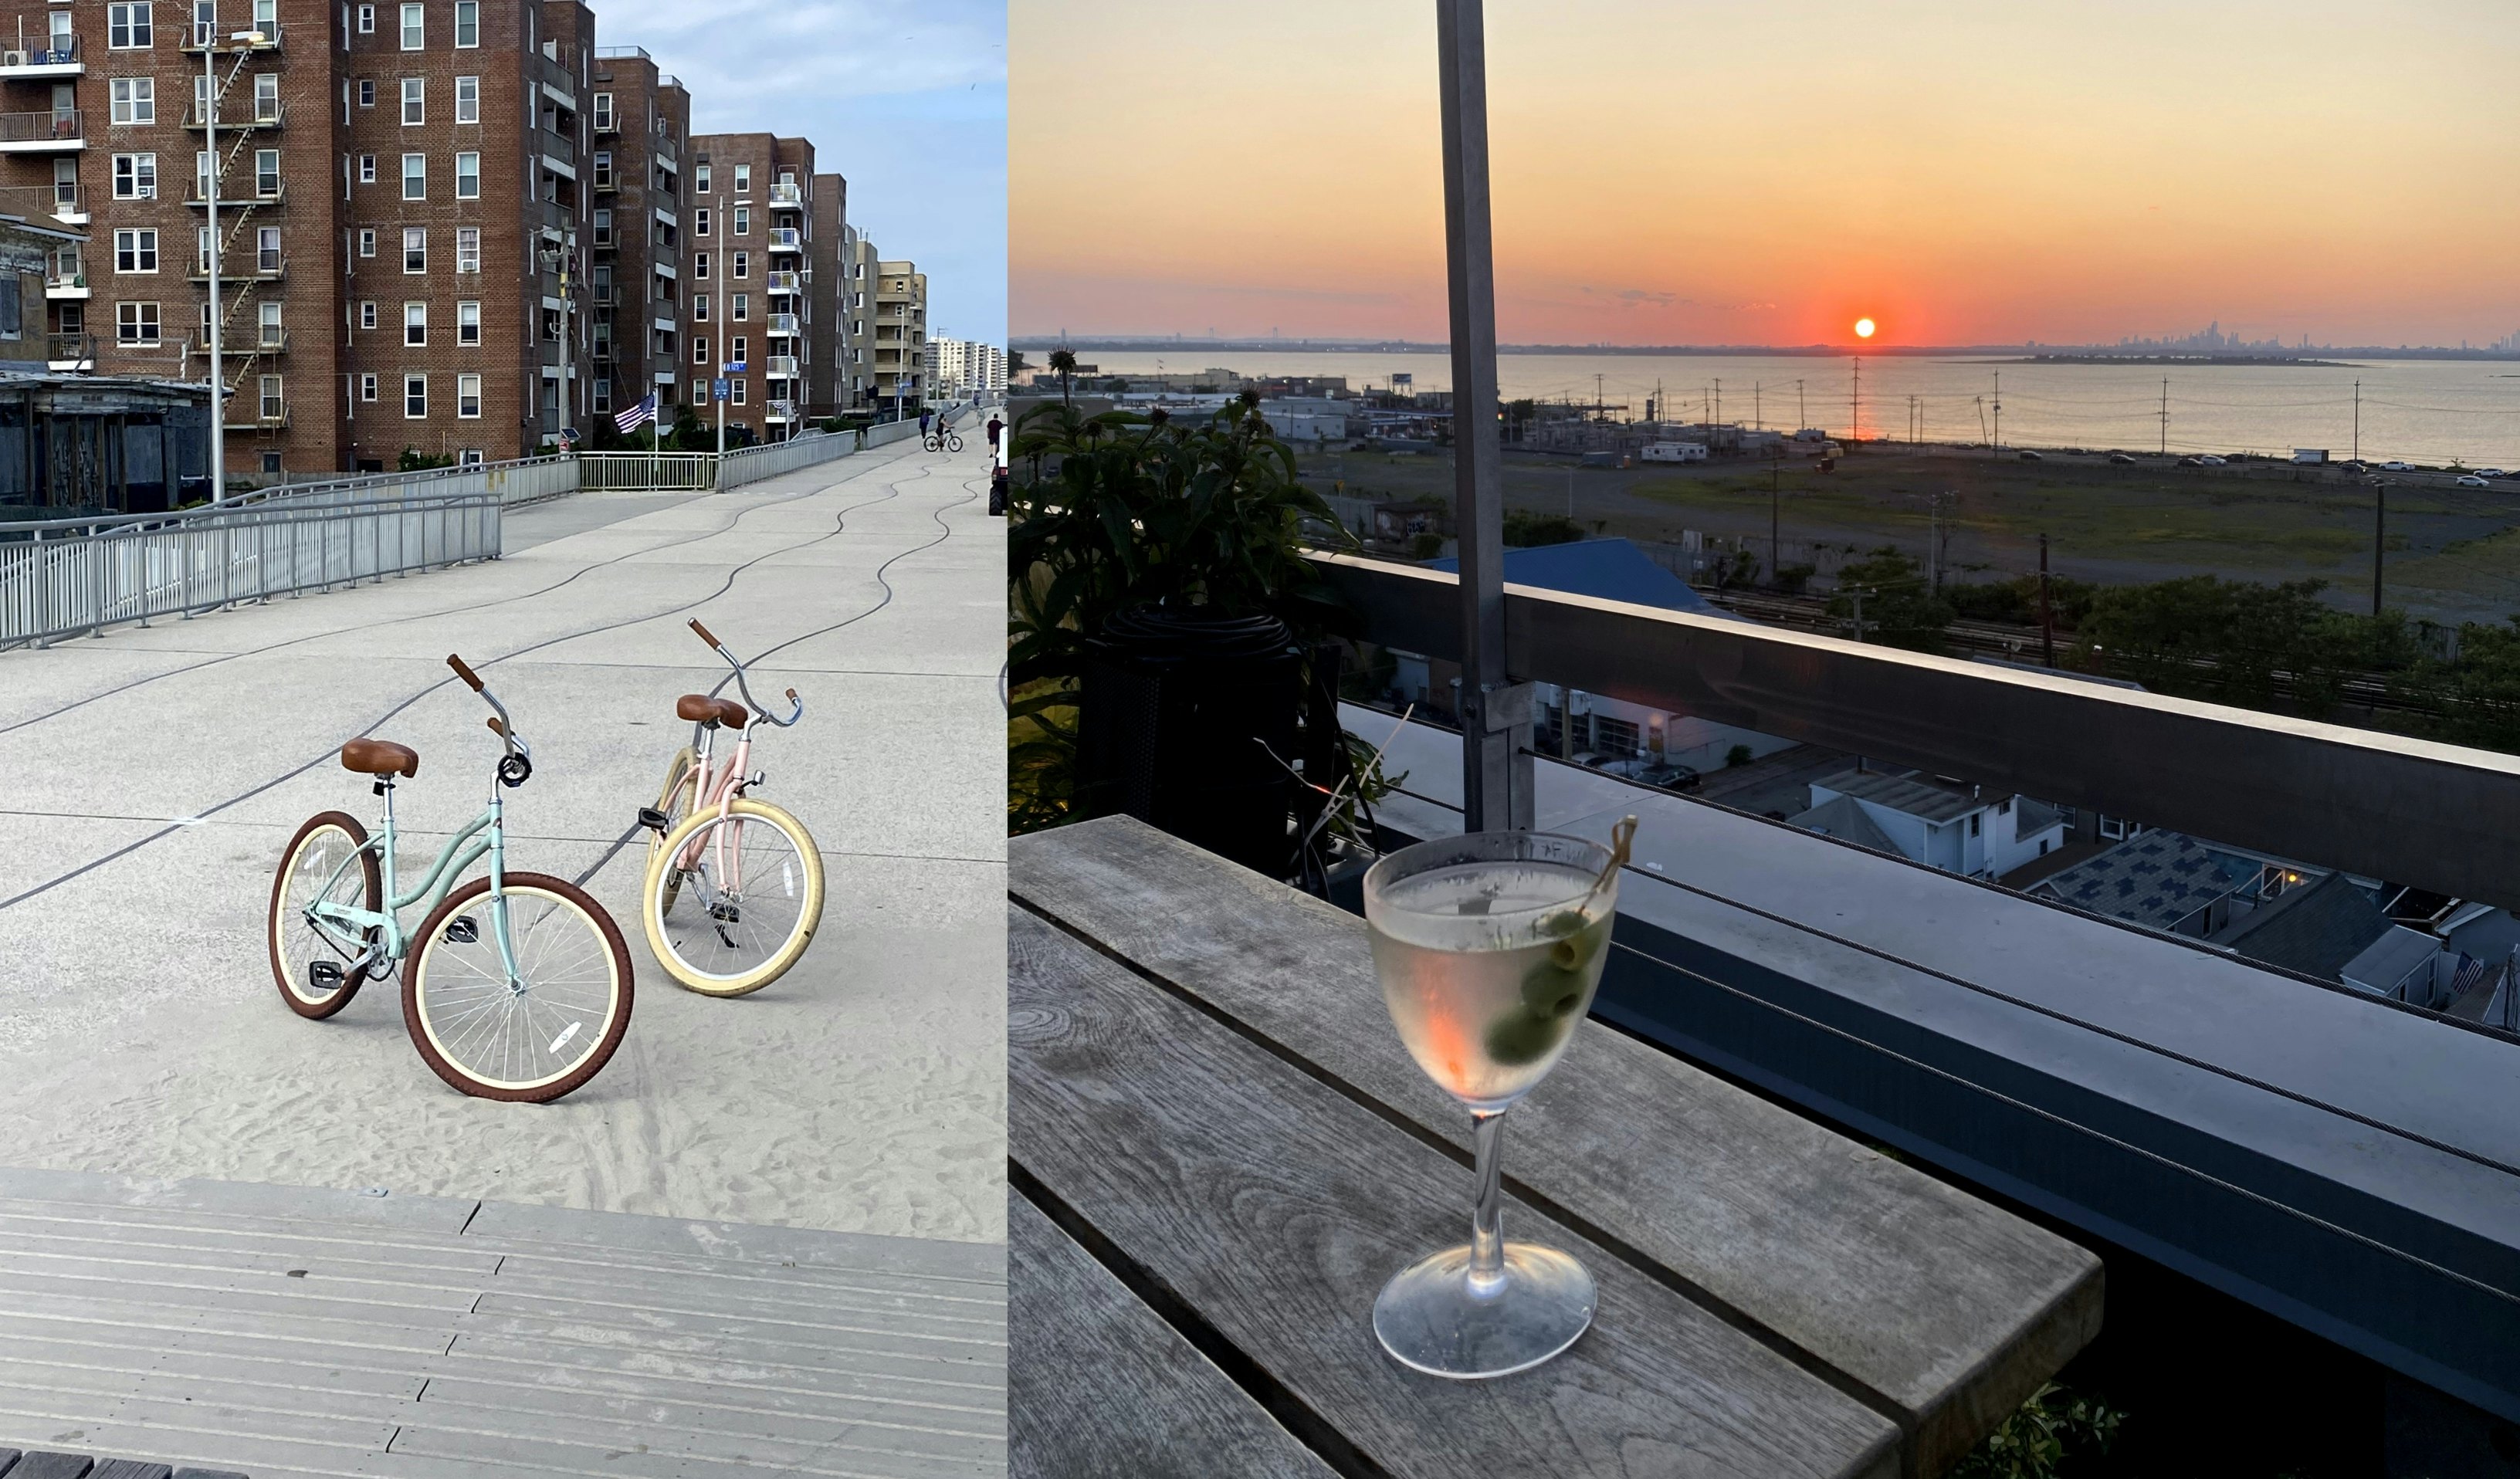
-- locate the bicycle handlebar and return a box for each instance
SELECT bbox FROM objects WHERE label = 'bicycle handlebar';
[689,618,720,648]
[446,654,483,691]
[448,652,528,762]
[688,621,804,727]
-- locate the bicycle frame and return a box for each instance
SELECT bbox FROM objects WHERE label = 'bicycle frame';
[306,780,520,983]
[670,717,757,895]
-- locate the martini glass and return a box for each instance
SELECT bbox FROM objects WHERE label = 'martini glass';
[1362,822,1630,1379]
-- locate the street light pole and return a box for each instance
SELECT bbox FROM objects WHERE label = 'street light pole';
[203,36,223,500]
[1435,0,1527,832]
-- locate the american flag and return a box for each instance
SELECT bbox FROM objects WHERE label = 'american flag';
[614,393,657,433]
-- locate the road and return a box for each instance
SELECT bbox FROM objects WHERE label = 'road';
[0,429,1008,1247]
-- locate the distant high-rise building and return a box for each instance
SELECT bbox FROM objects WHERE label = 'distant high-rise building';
[873,257,925,413]
[686,131,829,441]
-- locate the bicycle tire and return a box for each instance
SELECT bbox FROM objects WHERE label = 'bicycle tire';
[946,432,964,453]
[268,810,382,1020]
[403,871,634,1102]
[641,797,825,997]
[647,746,696,915]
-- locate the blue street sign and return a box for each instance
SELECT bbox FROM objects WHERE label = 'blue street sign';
[714,378,730,402]
[722,361,747,374]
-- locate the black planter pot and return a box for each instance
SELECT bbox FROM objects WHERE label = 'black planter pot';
[1074,605,1303,876]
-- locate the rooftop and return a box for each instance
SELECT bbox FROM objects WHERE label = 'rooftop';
[2208,870,2390,980]
[1429,536,1735,618]
[2030,829,2245,932]
[1788,791,1902,854]
[1812,767,1989,824]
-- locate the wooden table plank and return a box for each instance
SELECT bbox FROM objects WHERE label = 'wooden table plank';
[1011,815,2104,1477]
[1011,903,1902,1479]
[1010,1191,1338,1479]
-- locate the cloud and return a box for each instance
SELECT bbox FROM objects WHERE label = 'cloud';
[1575,286,1688,309]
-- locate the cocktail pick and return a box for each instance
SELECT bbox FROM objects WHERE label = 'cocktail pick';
[1583,816,1638,905]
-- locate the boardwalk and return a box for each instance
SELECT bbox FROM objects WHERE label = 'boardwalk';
[0,432,1007,1471]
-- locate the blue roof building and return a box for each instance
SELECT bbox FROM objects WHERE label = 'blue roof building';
[1427,538,1735,618]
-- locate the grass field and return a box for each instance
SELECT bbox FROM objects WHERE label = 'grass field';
[1300,445,2520,625]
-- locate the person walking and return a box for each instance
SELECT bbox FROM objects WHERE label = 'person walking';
[919,407,933,439]
[987,413,1004,453]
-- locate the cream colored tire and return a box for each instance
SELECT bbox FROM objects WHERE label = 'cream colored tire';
[641,797,824,997]
[648,746,696,914]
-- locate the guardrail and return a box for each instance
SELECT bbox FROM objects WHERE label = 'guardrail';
[2,491,500,648]
[578,452,716,491]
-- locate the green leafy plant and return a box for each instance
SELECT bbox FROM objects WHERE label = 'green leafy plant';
[1726,743,1753,767]
[1827,547,1957,652]
[1007,393,1357,833]
[1950,1382,2125,1479]
[397,447,454,472]
[1502,510,1586,547]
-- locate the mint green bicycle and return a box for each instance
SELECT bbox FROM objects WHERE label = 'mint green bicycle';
[264,655,635,1103]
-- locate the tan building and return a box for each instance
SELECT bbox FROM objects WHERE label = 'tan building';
[685,131,832,442]
[872,257,923,415]
[835,224,877,414]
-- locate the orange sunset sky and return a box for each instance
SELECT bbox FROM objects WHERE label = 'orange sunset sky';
[1010,1,2520,348]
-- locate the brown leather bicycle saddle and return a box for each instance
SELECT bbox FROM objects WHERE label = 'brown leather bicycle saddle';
[340,738,419,777]
[675,694,750,729]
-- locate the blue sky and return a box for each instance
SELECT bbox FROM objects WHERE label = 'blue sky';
[598,0,1007,343]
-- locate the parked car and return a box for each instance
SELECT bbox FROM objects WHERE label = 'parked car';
[1640,763,1703,793]
[2108,453,2136,465]
[2017,449,2044,462]
[2477,468,2508,479]
[2177,455,2204,467]
[2455,475,2491,488]
[2380,460,2412,472]
[2197,454,2228,466]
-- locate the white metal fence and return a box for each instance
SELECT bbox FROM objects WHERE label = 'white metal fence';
[576,452,720,492]
[2,492,502,648]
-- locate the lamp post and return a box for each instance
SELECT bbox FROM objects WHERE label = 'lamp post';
[202,28,266,502]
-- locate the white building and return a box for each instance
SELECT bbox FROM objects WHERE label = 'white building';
[926,337,1008,402]
[1795,769,2068,878]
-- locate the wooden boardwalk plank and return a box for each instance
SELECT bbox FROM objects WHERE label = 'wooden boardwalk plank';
[1014,815,2105,1475]
[1011,1190,1336,1479]
[1010,902,1901,1479]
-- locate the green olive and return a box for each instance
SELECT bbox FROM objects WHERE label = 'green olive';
[1549,915,1608,973]
[1520,962,1588,1017]
[1485,1007,1567,1066]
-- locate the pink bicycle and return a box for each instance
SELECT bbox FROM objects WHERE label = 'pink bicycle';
[635,620,825,996]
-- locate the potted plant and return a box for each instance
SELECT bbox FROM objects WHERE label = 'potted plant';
[1008,391,1379,878]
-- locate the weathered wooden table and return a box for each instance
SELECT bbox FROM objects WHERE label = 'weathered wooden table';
[1009,815,2104,1479]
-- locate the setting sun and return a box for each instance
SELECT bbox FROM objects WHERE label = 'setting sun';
[1854,317,1877,340]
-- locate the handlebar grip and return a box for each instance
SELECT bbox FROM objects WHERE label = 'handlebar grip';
[786,688,799,702]
[447,654,483,691]
[486,716,507,737]
[689,618,720,648]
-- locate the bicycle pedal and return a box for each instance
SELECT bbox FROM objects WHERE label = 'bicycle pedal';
[307,959,345,989]
[635,806,672,834]
[443,915,479,945]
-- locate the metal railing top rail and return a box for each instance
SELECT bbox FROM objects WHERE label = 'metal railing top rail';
[1312,553,2520,908]
[2,454,572,536]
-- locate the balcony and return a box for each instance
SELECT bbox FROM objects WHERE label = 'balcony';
[45,331,90,369]
[216,330,286,354]
[188,253,284,283]
[0,109,82,152]
[184,100,286,130]
[767,181,804,211]
[765,399,798,421]
[767,227,802,252]
[182,24,282,52]
[44,274,86,300]
[766,313,800,337]
[765,355,799,378]
[766,270,803,296]
[0,39,82,77]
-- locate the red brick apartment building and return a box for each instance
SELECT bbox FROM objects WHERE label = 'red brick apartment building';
[683,131,821,444]
[0,0,848,478]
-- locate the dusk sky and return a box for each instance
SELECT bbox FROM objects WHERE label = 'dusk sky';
[603,0,1007,340]
[1011,1,2519,349]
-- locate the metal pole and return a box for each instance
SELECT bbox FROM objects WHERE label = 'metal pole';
[1435,0,1526,832]
[204,40,224,502]
[2373,480,2386,616]
[2039,533,2054,668]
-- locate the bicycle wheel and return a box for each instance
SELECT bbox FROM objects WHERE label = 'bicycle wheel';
[403,871,634,1102]
[642,798,825,997]
[947,432,964,453]
[646,746,696,915]
[268,811,382,1020]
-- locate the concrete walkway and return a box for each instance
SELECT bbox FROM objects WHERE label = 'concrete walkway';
[0,431,1005,1246]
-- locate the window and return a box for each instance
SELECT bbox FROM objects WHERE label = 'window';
[732,206,750,236]
[108,3,152,49]
[1968,814,1982,838]
[111,153,156,199]
[357,228,375,257]
[404,300,425,345]
[455,227,479,272]
[455,151,479,199]
[254,147,279,196]
[258,300,282,346]
[458,448,483,466]
[360,371,377,401]
[593,93,613,130]
[731,335,746,363]
[358,78,374,108]
[591,208,611,247]
[398,2,422,49]
[454,76,477,124]
[116,301,159,345]
[731,378,746,406]
[591,381,610,413]
[113,228,156,273]
[733,163,750,192]
[359,300,376,329]
[695,208,709,238]
[400,78,422,125]
[253,73,279,122]
[110,77,155,124]
[259,374,283,421]
[457,300,479,345]
[457,374,481,418]
[401,152,423,200]
[453,0,477,46]
[694,163,710,193]
[193,225,208,272]
[693,339,708,365]
[356,4,373,33]
[692,293,708,323]
[256,225,279,273]
[358,154,375,184]
[404,374,426,418]
[402,226,425,272]
[591,151,611,188]
[693,251,710,280]
[730,293,747,323]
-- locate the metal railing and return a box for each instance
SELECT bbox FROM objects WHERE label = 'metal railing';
[767,227,802,252]
[0,110,82,144]
[0,38,80,67]
[2,491,500,648]
[576,452,717,491]
[767,182,804,209]
[1313,553,2520,909]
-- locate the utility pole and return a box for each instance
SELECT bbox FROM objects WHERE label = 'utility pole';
[1435,0,1526,832]
[1753,381,1761,430]
[1770,461,1780,587]
[1713,377,1721,428]
[1927,492,1940,591]
[1992,371,2001,456]
[716,329,727,462]
[1851,356,1860,443]
[1850,587,1867,644]
[1797,378,1806,430]
[2038,533,2054,667]
[2159,377,2168,455]
[2352,379,2360,462]
[2373,480,2386,615]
